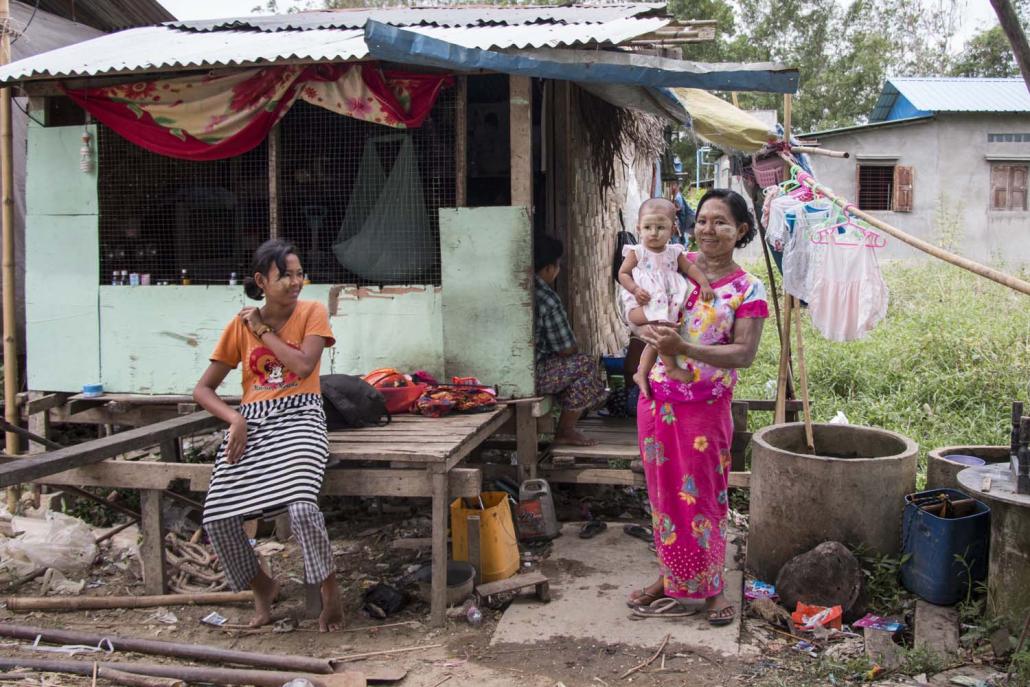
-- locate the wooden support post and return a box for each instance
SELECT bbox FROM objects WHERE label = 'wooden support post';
[783,93,792,143]
[509,75,532,209]
[793,299,814,449]
[430,469,448,626]
[1,0,17,514]
[267,123,280,239]
[139,490,167,595]
[26,392,50,508]
[515,403,537,482]
[158,438,179,463]
[467,515,481,586]
[454,75,467,207]
[774,294,794,424]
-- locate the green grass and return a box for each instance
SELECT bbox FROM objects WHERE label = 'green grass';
[736,259,1030,480]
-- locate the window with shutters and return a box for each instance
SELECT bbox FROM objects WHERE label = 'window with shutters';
[991,163,1029,212]
[856,164,913,212]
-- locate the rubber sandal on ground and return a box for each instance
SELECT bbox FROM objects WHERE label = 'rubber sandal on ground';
[626,588,666,609]
[623,524,653,542]
[579,520,607,539]
[707,605,737,626]
[630,597,698,619]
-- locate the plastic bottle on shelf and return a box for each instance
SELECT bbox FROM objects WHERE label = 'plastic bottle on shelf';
[111,270,120,286]
[180,268,191,286]
[120,270,129,286]
[228,272,238,286]
[129,272,140,286]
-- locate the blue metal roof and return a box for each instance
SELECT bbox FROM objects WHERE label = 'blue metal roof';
[870,77,1030,122]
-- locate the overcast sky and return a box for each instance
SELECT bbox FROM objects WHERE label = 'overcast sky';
[159,0,1000,47]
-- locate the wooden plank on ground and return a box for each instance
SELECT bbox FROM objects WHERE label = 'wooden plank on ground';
[914,600,960,659]
[476,570,549,602]
[864,628,902,670]
[27,460,483,498]
[0,411,222,488]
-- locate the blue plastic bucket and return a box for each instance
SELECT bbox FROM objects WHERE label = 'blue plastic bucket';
[900,488,990,605]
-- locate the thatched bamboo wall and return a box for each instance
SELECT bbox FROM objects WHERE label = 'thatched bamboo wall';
[565,99,665,358]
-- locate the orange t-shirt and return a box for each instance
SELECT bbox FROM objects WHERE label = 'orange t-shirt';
[210,300,336,405]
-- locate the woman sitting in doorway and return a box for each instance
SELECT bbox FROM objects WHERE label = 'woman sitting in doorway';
[628,189,768,625]
[534,234,608,446]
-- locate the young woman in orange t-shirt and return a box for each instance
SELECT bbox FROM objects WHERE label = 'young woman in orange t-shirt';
[193,239,340,631]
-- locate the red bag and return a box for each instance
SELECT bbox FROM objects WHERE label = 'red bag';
[362,368,423,414]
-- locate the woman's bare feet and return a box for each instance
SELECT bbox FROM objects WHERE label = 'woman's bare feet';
[319,574,344,632]
[249,570,280,627]
[704,592,736,626]
[553,428,597,446]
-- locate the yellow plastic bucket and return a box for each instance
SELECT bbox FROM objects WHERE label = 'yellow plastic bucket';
[450,492,520,583]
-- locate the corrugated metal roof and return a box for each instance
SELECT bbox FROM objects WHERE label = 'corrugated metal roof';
[870,77,1030,121]
[169,4,665,32]
[0,10,672,83]
[37,0,174,31]
[0,26,368,81]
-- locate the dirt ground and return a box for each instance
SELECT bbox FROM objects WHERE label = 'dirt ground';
[0,494,1016,687]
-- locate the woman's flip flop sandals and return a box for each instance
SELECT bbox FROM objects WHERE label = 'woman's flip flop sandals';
[630,597,698,619]
[625,588,664,609]
[623,524,653,543]
[707,604,737,626]
[579,520,607,539]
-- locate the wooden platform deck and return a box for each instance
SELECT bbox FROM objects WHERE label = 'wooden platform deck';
[541,415,751,488]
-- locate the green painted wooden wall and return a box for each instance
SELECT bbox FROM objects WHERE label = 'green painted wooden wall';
[440,207,535,397]
[25,124,100,392]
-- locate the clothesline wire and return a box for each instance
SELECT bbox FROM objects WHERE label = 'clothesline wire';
[776,151,1030,297]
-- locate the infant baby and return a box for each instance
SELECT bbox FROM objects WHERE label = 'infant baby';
[618,197,715,386]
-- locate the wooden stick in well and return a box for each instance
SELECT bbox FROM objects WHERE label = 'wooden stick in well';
[792,298,814,450]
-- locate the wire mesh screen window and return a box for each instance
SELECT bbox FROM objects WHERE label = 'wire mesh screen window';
[98,127,269,285]
[97,87,456,287]
[277,95,455,287]
[857,165,894,212]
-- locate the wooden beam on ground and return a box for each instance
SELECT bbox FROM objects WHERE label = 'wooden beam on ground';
[914,600,960,660]
[23,460,483,498]
[0,411,223,487]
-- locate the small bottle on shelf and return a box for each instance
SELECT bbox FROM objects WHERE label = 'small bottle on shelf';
[180,268,191,286]
[228,272,238,286]
[120,270,129,286]
[111,270,120,286]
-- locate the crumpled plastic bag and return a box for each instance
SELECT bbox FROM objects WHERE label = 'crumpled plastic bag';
[39,568,86,595]
[0,512,98,579]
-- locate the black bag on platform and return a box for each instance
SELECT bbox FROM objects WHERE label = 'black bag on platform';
[320,374,390,430]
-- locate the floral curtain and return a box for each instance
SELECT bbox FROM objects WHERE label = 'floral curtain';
[64,63,453,161]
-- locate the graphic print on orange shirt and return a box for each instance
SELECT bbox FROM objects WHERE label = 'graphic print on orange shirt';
[249,345,300,392]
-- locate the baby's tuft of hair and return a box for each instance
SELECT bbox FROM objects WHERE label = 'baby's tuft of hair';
[638,197,678,222]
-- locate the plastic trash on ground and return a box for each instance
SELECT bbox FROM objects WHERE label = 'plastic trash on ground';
[791,602,843,631]
[828,411,849,425]
[0,513,98,579]
[744,580,778,600]
[853,613,904,632]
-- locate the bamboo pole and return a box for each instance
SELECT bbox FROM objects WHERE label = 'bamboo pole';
[5,591,253,611]
[777,151,1030,297]
[0,660,183,687]
[790,145,849,159]
[1,0,18,515]
[0,658,362,687]
[773,93,794,425]
[0,624,336,674]
[793,298,814,450]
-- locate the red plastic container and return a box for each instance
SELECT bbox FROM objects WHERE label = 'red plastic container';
[378,383,427,414]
